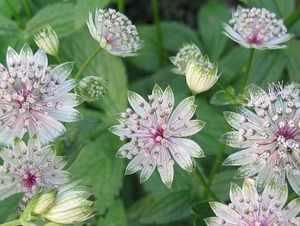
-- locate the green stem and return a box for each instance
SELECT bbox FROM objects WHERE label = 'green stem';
[151,0,164,67]
[22,0,32,18]
[285,4,300,28]
[195,166,220,201]
[239,48,255,94]
[55,55,62,64]
[0,219,22,226]
[4,0,25,29]
[74,46,102,80]
[208,125,231,186]
[117,0,125,13]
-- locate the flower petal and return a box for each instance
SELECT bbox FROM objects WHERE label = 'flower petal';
[169,137,204,158]
[157,146,174,188]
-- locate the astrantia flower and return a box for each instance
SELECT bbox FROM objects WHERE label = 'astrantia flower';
[78,76,107,102]
[221,82,300,194]
[185,56,220,95]
[222,6,294,49]
[0,135,71,201]
[0,44,83,145]
[109,84,205,187]
[86,8,144,57]
[205,178,300,225]
[170,43,202,75]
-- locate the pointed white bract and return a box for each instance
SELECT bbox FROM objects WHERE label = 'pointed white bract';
[205,178,300,225]
[0,44,83,146]
[222,6,294,49]
[0,135,71,201]
[86,8,144,57]
[221,82,300,194]
[109,84,205,187]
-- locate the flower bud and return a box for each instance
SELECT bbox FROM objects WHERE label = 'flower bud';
[185,56,220,95]
[170,43,202,75]
[41,181,96,224]
[78,76,107,102]
[34,26,59,57]
[32,189,58,215]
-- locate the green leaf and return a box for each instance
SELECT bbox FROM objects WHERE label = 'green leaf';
[197,1,230,60]
[62,118,102,169]
[69,132,125,215]
[239,0,295,19]
[0,0,21,17]
[248,50,286,87]
[141,190,193,224]
[97,199,127,226]
[74,0,110,29]
[210,88,236,106]
[25,2,76,38]
[0,15,22,40]
[0,193,23,223]
[286,40,300,83]
[190,201,215,218]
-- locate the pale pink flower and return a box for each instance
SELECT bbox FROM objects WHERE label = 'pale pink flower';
[0,44,83,145]
[221,82,300,194]
[86,8,143,57]
[222,6,294,49]
[0,135,71,201]
[205,178,300,225]
[109,84,205,187]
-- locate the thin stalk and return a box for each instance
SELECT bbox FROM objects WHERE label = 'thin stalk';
[208,125,231,186]
[195,166,220,202]
[55,55,62,64]
[74,46,102,80]
[285,4,300,28]
[22,0,32,18]
[4,0,25,29]
[151,0,164,67]
[117,0,125,13]
[239,48,255,94]
[0,219,22,226]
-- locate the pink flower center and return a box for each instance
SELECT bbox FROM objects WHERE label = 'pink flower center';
[275,124,298,140]
[22,170,37,189]
[151,126,165,145]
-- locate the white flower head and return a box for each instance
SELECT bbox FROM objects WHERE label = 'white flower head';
[170,43,202,75]
[0,44,83,146]
[222,6,294,49]
[109,84,205,187]
[185,56,220,95]
[86,8,144,57]
[205,178,300,225]
[221,82,300,194]
[0,135,71,201]
[34,25,59,57]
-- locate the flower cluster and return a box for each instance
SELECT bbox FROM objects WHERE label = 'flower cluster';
[221,82,300,194]
[222,6,294,49]
[87,8,144,57]
[78,76,107,102]
[0,44,83,146]
[205,178,300,225]
[109,84,205,187]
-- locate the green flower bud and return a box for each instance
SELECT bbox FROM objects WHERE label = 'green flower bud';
[78,76,107,102]
[32,189,58,215]
[185,56,220,95]
[41,181,96,224]
[34,25,59,57]
[170,43,202,75]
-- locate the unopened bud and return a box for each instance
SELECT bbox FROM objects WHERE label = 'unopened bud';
[78,76,107,102]
[32,189,58,215]
[185,56,220,95]
[34,25,59,57]
[170,43,202,75]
